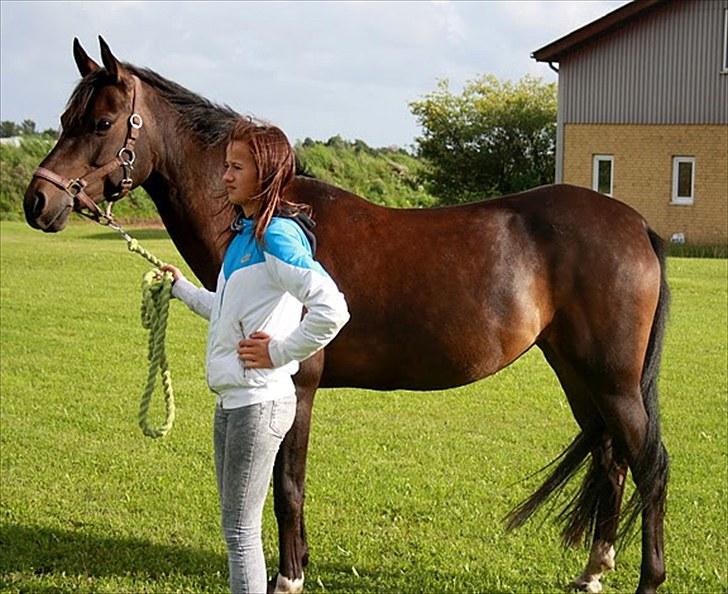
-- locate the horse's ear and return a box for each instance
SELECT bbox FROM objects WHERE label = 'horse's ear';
[98,35,123,82]
[73,38,99,77]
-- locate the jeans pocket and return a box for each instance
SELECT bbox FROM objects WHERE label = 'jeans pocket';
[268,397,296,439]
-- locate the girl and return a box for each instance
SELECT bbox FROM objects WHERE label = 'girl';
[161,120,349,594]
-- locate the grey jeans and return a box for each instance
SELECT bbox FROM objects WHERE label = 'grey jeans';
[214,396,297,594]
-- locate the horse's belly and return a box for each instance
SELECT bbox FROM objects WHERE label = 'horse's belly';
[320,312,542,391]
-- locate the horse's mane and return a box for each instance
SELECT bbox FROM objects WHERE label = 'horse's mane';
[61,63,243,145]
[131,64,250,145]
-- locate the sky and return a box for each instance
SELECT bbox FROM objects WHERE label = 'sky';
[1,0,628,149]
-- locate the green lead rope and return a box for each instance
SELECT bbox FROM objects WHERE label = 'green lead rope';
[124,235,176,438]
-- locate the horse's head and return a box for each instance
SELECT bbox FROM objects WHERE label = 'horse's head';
[24,37,157,231]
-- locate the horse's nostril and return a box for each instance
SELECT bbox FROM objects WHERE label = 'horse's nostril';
[32,189,47,218]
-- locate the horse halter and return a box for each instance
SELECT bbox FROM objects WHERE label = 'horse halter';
[32,76,144,223]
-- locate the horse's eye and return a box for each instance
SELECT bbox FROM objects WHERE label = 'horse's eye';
[95,119,112,133]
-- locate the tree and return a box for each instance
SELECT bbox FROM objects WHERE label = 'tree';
[0,121,18,138]
[19,119,37,135]
[352,139,373,154]
[325,135,347,149]
[410,74,556,204]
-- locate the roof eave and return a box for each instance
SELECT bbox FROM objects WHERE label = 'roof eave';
[531,0,666,63]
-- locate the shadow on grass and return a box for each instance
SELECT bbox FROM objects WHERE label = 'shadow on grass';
[85,228,170,241]
[0,522,225,584]
[2,524,550,593]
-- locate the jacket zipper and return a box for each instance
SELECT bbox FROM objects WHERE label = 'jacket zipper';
[239,320,247,378]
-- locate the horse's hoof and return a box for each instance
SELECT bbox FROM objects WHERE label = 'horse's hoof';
[570,578,603,593]
[272,572,304,594]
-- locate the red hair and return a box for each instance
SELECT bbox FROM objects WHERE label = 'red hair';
[228,119,309,244]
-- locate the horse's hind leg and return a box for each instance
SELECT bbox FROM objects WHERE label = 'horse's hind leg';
[571,435,628,593]
[543,365,665,594]
[596,392,668,594]
[536,226,668,594]
[270,352,323,594]
[539,345,626,593]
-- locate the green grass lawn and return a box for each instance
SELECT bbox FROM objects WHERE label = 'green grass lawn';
[1,220,726,594]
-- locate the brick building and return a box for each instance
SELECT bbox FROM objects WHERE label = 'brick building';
[533,0,728,245]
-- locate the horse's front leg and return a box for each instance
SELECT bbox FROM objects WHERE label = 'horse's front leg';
[270,352,323,594]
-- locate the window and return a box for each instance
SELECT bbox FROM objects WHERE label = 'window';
[671,156,695,205]
[592,155,613,196]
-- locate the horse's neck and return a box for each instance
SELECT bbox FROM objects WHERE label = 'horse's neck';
[143,139,228,290]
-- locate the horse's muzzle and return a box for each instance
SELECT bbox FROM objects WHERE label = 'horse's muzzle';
[23,179,73,232]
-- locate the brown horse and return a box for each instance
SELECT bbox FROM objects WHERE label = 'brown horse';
[24,38,669,594]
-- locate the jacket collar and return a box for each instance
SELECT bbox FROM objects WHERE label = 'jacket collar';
[230,210,317,255]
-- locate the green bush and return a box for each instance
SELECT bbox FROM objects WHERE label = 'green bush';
[0,137,58,220]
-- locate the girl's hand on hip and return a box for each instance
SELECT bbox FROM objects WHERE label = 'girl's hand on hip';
[238,331,273,368]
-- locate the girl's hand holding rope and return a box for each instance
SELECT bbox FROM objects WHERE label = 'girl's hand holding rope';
[159,263,183,283]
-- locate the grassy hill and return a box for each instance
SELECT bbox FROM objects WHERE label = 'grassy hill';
[295,136,436,208]
[0,135,436,223]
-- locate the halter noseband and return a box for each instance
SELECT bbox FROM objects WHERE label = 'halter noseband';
[32,76,144,223]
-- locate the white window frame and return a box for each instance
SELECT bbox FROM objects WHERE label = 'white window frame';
[671,156,695,205]
[592,155,614,197]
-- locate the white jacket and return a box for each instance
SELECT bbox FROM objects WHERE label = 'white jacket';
[172,216,350,409]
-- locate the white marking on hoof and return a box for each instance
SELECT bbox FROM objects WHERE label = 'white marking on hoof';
[570,577,603,593]
[273,572,304,594]
[570,542,615,593]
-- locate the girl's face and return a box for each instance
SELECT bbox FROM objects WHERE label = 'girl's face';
[223,140,260,213]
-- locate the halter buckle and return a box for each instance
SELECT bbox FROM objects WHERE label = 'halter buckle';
[65,178,86,197]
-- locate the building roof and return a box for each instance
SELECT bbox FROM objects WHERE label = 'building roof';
[532,0,667,63]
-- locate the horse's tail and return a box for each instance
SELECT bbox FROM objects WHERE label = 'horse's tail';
[504,429,597,542]
[505,227,670,546]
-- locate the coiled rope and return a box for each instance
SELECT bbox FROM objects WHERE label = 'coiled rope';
[115,226,176,438]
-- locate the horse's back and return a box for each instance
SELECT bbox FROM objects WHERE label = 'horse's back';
[297,179,650,242]
[302,180,656,293]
